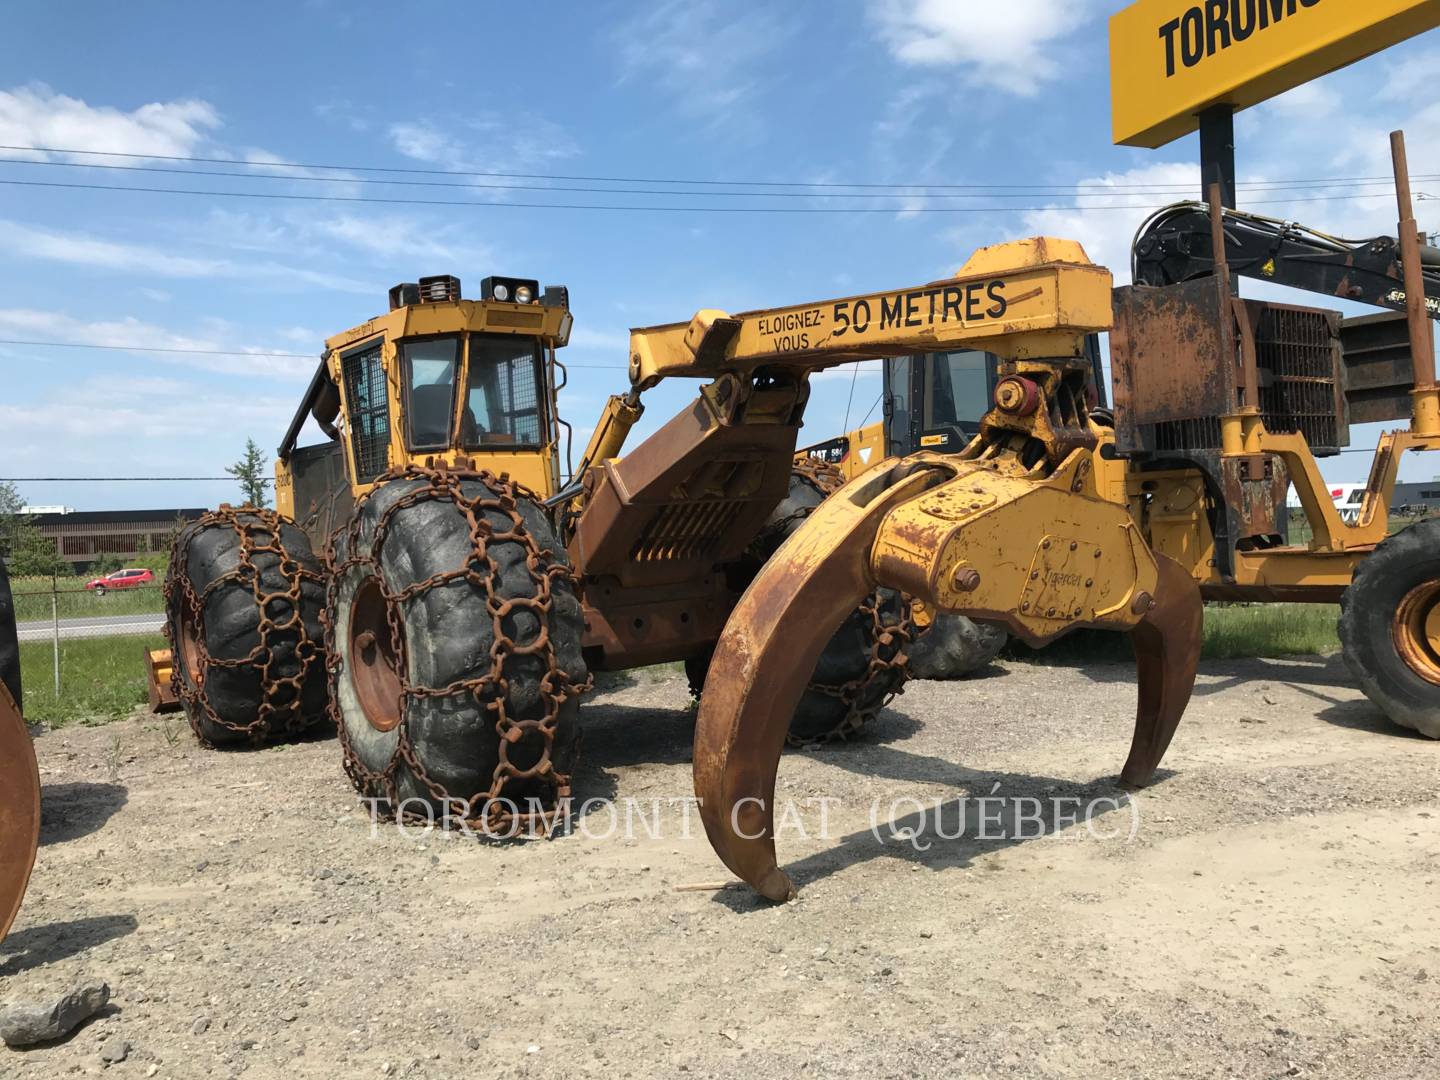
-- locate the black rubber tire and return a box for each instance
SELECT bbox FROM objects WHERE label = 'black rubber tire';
[0,556,19,710]
[165,509,330,746]
[746,470,911,744]
[329,472,588,823]
[1338,518,1440,738]
[906,613,1007,681]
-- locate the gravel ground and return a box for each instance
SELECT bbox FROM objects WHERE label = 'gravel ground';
[3,655,1438,1079]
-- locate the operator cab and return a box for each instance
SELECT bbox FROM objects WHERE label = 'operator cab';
[800,338,1105,472]
[885,339,1107,456]
[275,272,574,548]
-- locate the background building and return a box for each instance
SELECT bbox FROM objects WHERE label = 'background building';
[27,508,206,573]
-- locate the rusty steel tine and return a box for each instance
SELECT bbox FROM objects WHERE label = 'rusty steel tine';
[0,682,39,944]
[1120,554,1203,788]
[694,462,948,901]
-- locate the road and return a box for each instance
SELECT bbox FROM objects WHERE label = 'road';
[7,657,1437,1078]
[15,612,164,642]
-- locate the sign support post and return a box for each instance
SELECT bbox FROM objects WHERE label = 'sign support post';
[1197,104,1236,209]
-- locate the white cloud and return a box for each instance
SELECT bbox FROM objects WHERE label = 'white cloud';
[0,308,318,380]
[0,83,220,161]
[0,217,377,294]
[388,113,579,179]
[305,213,469,262]
[1380,46,1440,106]
[1018,162,1201,284]
[869,0,1101,96]
[0,218,229,276]
[612,1,791,118]
[0,380,293,443]
[194,208,493,283]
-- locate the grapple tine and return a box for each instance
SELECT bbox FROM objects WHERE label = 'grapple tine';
[1120,553,1204,788]
[693,464,946,901]
[0,683,39,944]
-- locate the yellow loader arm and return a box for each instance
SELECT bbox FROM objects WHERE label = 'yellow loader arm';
[0,682,39,943]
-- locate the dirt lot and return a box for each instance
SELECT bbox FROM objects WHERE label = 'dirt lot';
[3,655,1438,1079]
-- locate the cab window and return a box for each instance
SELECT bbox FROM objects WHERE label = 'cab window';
[402,337,460,450]
[462,335,544,448]
[925,351,990,431]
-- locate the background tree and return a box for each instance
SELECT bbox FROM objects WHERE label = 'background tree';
[226,438,272,508]
[0,481,70,577]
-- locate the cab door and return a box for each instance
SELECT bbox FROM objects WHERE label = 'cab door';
[883,350,995,456]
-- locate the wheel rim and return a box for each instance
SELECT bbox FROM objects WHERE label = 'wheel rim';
[347,577,405,733]
[176,601,203,685]
[1393,580,1440,687]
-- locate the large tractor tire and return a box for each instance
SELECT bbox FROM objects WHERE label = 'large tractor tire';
[164,506,330,746]
[0,555,38,945]
[1338,518,1440,738]
[906,611,1007,680]
[0,554,19,711]
[327,466,590,833]
[734,463,914,746]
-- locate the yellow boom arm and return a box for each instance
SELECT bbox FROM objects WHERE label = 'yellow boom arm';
[626,238,1112,389]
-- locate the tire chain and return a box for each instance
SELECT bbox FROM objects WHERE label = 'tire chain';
[778,459,917,747]
[164,505,328,746]
[324,462,593,837]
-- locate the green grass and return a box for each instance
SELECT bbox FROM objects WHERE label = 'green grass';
[1004,603,1339,667]
[1287,510,1427,547]
[9,577,165,621]
[19,633,167,728]
[1201,603,1338,659]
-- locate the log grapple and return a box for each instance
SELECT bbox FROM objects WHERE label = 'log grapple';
[691,250,1205,901]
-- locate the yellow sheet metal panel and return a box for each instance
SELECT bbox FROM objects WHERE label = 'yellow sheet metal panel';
[1111,0,1440,147]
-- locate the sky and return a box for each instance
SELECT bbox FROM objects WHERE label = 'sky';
[1,0,1438,512]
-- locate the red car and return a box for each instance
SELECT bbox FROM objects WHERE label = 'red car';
[85,568,155,595]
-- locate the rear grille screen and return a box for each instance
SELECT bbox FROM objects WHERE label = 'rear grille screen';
[342,342,390,481]
[1255,307,1342,452]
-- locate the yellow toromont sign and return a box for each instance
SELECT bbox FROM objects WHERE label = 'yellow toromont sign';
[1111,0,1440,147]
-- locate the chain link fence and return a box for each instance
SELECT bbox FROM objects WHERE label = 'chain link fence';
[11,577,167,726]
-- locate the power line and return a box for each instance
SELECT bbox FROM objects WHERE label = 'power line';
[0,157,1425,200]
[0,338,312,359]
[1,144,1432,192]
[2,476,233,481]
[0,338,629,369]
[0,177,1413,214]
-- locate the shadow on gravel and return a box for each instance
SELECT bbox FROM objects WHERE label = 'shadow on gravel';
[201,721,339,751]
[713,757,1175,913]
[1058,653,1354,700]
[1311,696,1430,739]
[40,783,128,845]
[569,701,930,831]
[0,914,139,977]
